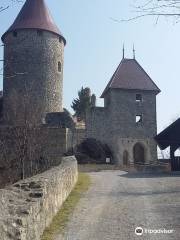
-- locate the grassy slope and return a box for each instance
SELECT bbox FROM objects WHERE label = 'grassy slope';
[41,173,91,240]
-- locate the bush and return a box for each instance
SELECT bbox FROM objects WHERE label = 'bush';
[74,152,94,164]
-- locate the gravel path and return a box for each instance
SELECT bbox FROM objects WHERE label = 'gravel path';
[55,171,180,240]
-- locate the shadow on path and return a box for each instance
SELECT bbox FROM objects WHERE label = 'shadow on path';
[120,172,180,179]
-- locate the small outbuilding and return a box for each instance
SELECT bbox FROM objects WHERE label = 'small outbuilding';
[155,118,180,171]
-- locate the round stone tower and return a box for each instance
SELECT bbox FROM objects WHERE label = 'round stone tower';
[1,0,66,126]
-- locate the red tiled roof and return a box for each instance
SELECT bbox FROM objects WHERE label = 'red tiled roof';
[1,0,66,44]
[101,58,160,98]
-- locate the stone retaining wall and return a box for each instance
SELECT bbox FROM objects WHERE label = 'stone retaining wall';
[0,156,78,240]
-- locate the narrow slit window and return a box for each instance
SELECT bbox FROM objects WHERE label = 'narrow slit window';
[136,115,143,123]
[58,62,62,72]
[59,37,62,43]
[136,94,142,102]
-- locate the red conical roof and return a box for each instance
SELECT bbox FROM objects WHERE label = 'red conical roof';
[101,58,160,98]
[2,0,66,44]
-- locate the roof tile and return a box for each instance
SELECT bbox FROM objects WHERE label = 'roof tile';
[101,58,160,97]
[2,0,66,44]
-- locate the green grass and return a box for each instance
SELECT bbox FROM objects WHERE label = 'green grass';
[41,173,91,240]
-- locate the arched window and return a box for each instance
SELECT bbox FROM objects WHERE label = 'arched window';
[58,61,61,72]
[133,143,145,164]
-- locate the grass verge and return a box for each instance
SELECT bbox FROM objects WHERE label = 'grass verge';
[41,173,91,240]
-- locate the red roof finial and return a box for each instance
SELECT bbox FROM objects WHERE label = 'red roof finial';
[2,0,66,44]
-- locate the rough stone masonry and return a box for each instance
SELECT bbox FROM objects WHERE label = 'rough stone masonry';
[86,58,160,165]
[0,157,78,240]
[0,0,76,186]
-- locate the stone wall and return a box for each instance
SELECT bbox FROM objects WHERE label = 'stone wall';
[73,128,86,149]
[0,156,78,240]
[86,107,107,143]
[0,126,71,187]
[108,89,157,138]
[109,137,157,165]
[41,126,69,164]
[86,89,158,165]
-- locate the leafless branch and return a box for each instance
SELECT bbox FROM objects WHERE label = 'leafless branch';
[111,0,180,23]
[0,6,9,12]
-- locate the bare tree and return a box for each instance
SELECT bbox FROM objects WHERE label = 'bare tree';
[132,1,180,21]
[0,1,24,77]
[0,5,9,13]
[111,0,180,23]
[0,76,50,185]
[0,0,23,12]
[7,78,47,179]
[0,0,50,186]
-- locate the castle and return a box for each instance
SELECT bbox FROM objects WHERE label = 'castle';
[0,0,74,186]
[0,0,161,186]
[86,57,160,165]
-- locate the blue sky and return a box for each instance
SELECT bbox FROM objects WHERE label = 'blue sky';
[0,0,180,133]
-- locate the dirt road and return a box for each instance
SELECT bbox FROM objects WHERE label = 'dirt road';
[55,170,180,240]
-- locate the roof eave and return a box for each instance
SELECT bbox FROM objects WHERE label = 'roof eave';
[1,28,66,45]
[155,118,180,150]
[100,87,161,98]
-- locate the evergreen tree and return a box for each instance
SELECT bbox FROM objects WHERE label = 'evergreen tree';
[71,87,91,122]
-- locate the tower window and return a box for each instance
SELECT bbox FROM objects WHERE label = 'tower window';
[37,30,43,36]
[136,115,143,123]
[136,94,142,102]
[59,37,62,43]
[58,62,62,72]
[13,31,17,37]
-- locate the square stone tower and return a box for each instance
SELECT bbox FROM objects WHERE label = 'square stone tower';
[86,57,160,165]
